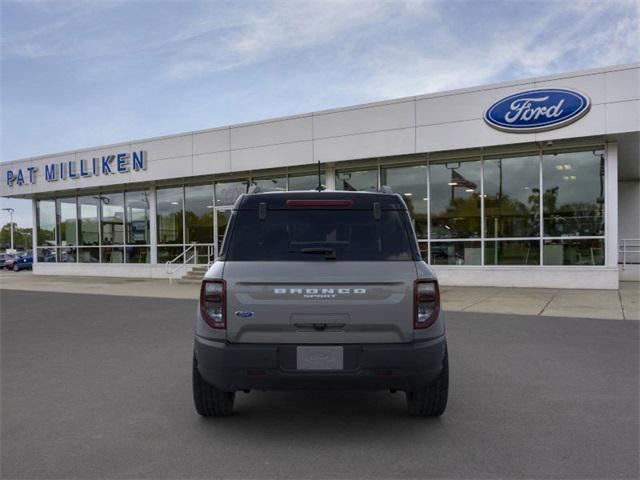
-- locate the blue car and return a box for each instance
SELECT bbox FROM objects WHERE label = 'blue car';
[13,252,33,271]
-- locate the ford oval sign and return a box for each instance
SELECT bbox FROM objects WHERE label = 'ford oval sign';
[484,88,591,133]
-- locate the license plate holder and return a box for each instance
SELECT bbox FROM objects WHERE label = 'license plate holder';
[296,346,344,370]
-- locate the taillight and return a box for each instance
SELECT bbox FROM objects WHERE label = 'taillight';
[414,279,440,329]
[200,279,226,329]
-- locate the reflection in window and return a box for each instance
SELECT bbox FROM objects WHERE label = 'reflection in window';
[56,198,77,246]
[288,173,325,191]
[431,241,481,265]
[185,184,214,244]
[101,246,124,263]
[542,150,605,237]
[59,246,76,263]
[485,240,540,265]
[157,246,183,263]
[484,155,540,238]
[126,246,150,264]
[381,165,428,239]
[100,193,124,245]
[157,187,183,244]
[336,169,377,191]
[252,176,286,192]
[543,239,604,265]
[78,196,100,246]
[430,160,481,239]
[37,246,57,262]
[36,200,56,246]
[125,191,150,245]
[78,247,99,263]
[215,180,248,206]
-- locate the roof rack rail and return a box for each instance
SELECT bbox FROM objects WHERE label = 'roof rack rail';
[378,185,393,194]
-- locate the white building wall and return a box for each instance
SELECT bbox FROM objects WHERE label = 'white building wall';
[4,63,640,289]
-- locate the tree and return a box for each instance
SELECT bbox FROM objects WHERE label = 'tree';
[0,223,32,251]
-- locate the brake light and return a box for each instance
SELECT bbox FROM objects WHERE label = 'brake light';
[414,279,440,329]
[200,279,226,329]
[286,199,354,207]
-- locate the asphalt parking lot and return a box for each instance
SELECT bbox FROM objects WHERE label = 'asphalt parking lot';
[1,289,638,479]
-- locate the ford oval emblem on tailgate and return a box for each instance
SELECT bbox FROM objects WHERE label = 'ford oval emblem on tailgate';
[235,311,255,318]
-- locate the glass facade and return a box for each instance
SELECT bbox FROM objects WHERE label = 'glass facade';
[33,148,607,267]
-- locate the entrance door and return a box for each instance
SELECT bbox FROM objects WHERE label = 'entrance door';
[213,207,233,258]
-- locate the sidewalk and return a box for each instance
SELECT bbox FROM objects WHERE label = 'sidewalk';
[1,271,638,320]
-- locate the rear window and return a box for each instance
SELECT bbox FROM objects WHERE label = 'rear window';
[224,209,417,261]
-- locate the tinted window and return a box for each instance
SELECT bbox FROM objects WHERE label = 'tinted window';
[225,209,416,261]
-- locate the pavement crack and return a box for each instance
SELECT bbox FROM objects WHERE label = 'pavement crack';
[538,289,561,316]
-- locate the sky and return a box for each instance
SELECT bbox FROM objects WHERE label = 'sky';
[1,0,639,228]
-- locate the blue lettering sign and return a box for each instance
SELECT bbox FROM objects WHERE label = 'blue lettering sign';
[484,88,591,133]
[132,151,146,171]
[102,155,113,174]
[117,153,129,173]
[80,159,91,177]
[4,150,147,187]
[45,164,58,182]
[27,167,38,183]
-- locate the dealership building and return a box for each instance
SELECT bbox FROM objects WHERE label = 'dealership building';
[1,63,638,289]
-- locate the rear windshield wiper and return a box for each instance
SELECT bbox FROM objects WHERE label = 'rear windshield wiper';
[288,247,337,260]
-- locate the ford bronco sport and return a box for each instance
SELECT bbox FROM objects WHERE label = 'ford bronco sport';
[193,190,448,416]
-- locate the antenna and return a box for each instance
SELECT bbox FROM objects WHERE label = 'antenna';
[315,160,324,191]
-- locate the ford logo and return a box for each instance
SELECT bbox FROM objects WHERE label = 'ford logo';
[484,88,591,133]
[235,311,254,318]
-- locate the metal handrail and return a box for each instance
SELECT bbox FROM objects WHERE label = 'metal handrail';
[619,238,640,269]
[166,243,197,282]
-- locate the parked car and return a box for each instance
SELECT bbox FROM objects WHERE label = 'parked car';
[12,252,33,271]
[193,190,448,417]
[2,253,17,270]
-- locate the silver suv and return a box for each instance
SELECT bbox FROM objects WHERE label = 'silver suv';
[193,191,448,416]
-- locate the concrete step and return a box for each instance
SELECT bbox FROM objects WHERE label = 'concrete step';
[182,271,205,279]
[191,266,209,272]
[176,278,203,285]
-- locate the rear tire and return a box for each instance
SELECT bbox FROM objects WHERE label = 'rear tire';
[406,348,449,417]
[192,356,235,417]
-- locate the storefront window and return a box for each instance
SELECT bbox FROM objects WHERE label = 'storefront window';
[215,180,248,206]
[543,238,604,265]
[381,165,428,239]
[56,198,77,246]
[77,196,100,246]
[252,176,286,192]
[36,200,56,246]
[542,150,605,237]
[288,172,325,191]
[125,191,150,245]
[185,184,214,244]
[100,193,124,245]
[156,187,183,244]
[78,247,99,263]
[126,246,150,264]
[101,246,124,263]
[485,240,540,265]
[336,169,378,191]
[430,160,481,239]
[431,241,482,265]
[484,155,540,238]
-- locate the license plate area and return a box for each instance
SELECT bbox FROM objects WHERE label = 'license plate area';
[296,346,344,370]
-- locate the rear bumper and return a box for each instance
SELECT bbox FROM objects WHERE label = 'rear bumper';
[194,335,446,392]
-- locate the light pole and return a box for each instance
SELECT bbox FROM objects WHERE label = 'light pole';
[2,207,15,251]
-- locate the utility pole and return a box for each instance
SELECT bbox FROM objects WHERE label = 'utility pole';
[2,207,15,251]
